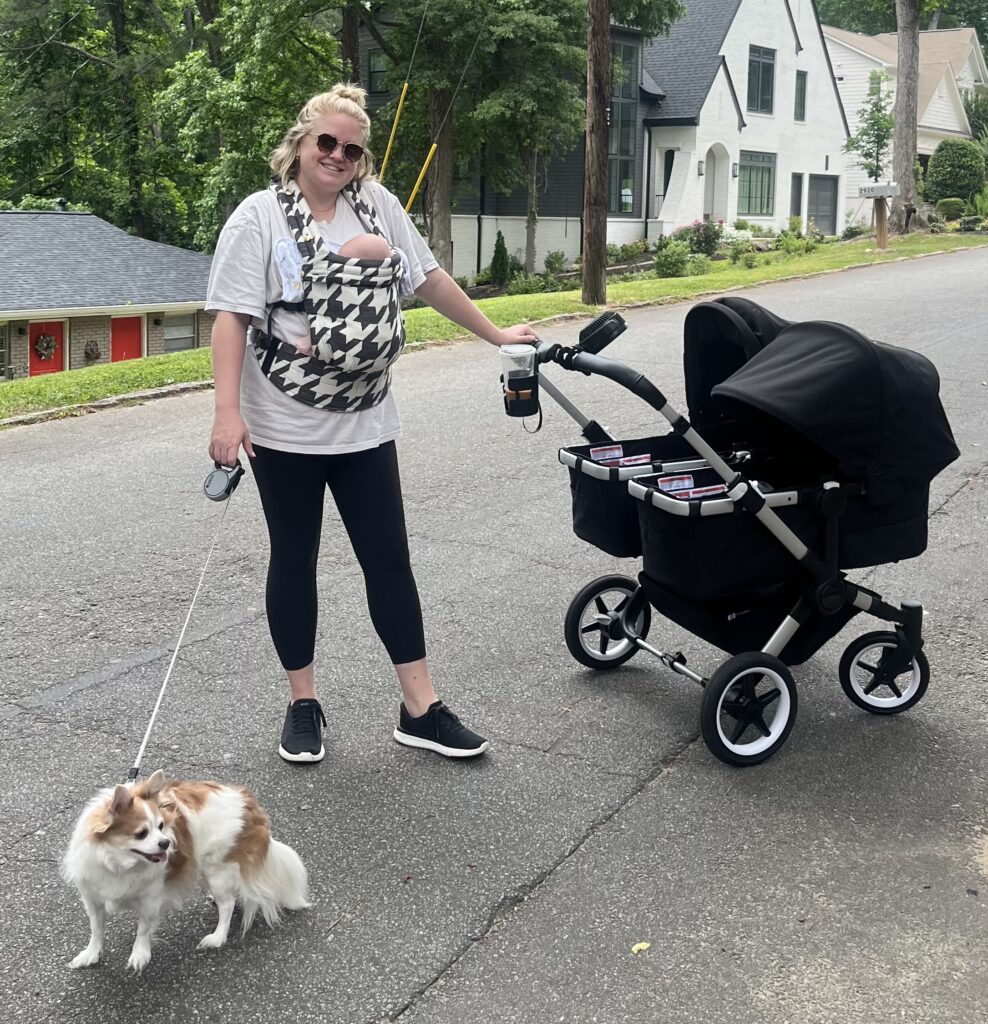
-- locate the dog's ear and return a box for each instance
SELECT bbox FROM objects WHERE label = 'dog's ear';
[109,784,133,817]
[141,769,166,798]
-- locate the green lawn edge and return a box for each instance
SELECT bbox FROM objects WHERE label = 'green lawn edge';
[3,232,985,422]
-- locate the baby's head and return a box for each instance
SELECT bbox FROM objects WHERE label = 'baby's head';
[338,233,392,260]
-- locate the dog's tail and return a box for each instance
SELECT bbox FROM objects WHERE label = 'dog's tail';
[240,838,310,934]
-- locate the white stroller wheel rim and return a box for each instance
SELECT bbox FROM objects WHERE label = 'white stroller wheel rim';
[715,665,792,757]
[847,641,922,708]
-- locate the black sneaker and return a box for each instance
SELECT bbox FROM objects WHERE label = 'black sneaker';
[278,699,326,763]
[393,701,489,758]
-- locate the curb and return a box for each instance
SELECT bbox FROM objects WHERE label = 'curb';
[4,241,986,430]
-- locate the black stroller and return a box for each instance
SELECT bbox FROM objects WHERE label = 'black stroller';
[504,298,959,766]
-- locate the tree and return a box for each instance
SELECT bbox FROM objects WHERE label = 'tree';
[925,137,987,202]
[891,0,922,231]
[582,0,683,305]
[845,70,895,181]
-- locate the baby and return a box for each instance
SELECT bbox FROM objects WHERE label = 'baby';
[291,233,412,356]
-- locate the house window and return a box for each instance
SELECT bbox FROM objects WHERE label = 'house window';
[747,46,775,114]
[794,71,807,121]
[163,312,197,353]
[368,50,389,94]
[608,42,638,215]
[739,151,776,216]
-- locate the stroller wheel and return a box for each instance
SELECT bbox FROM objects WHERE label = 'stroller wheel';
[563,575,651,670]
[700,653,797,767]
[838,631,930,715]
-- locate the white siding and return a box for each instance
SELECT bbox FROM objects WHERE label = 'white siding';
[450,215,582,280]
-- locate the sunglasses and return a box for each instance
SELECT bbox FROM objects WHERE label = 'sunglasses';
[310,132,365,163]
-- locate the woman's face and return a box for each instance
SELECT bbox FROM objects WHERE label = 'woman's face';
[295,112,366,201]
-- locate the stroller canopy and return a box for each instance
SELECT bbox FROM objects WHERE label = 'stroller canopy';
[711,321,960,503]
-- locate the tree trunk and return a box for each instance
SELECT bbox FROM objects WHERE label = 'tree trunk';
[927,9,941,30]
[341,3,360,84]
[426,88,454,273]
[891,0,921,232]
[582,0,610,305]
[524,151,538,274]
[105,0,145,236]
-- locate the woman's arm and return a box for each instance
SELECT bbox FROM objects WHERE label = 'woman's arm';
[414,268,539,347]
[208,311,256,466]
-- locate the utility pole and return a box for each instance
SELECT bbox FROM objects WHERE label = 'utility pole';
[582,0,610,306]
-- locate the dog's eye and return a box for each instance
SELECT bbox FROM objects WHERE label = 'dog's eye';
[157,821,164,830]
[135,827,148,840]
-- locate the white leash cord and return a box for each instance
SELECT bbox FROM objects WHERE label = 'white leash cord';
[126,498,233,783]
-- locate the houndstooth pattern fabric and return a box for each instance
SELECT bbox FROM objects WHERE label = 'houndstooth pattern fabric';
[252,180,407,412]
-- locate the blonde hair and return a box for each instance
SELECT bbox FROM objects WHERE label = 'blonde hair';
[269,83,375,186]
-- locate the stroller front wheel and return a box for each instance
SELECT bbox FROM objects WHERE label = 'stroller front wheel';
[563,574,651,670]
[700,653,798,767]
[838,631,930,715]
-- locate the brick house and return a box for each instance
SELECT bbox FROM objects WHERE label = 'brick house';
[0,210,214,380]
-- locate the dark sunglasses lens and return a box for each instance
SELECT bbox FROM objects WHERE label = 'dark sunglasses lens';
[315,134,363,162]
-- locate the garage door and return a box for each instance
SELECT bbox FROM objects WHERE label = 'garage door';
[807,175,839,236]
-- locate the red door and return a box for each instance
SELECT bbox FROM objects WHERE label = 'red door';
[111,316,143,362]
[29,321,65,376]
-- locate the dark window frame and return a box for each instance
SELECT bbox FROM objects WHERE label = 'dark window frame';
[739,151,777,216]
[608,41,638,216]
[368,49,389,94]
[747,46,776,115]
[794,70,807,122]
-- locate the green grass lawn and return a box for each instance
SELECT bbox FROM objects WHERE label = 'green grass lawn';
[2,232,985,422]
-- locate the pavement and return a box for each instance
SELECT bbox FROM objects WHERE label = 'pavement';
[1,247,986,1024]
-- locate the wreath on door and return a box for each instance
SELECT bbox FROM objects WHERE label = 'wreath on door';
[34,333,57,360]
[84,339,101,362]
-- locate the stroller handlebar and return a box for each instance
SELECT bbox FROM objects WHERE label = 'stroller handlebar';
[535,342,670,416]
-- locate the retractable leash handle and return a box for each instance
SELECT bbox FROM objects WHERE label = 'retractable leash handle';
[203,460,244,502]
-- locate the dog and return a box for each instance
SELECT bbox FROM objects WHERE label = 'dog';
[61,769,309,971]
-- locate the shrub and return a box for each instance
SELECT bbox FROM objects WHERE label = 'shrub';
[733,219,752,231]
[653,239,690,277]
[841,223,867,240]
[605,243,623,264]
[728,236,756,264]
[686,253,710,276]
[507,253,524,278]
[618,239,650,262]
[674,219,723,256]
[473,266,492,286]
[774,232,804,255]
[935,197,967,220]
[970,186,988,218]
[543,250,568,275]
[959,215,983,232]
[505,273,547,295]
[741,251,758,269]
[787,215,803,236]
[490,231,510,286]
[454,275,470,289]
[925,139,986,205]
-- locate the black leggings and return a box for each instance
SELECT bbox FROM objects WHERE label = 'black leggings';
[249,441,426,671]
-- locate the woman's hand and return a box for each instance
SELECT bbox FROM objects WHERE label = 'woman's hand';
[209,409,255,467]
[491,323,540,347]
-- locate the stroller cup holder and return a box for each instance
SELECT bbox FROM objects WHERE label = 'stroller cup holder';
[500,345,540,418]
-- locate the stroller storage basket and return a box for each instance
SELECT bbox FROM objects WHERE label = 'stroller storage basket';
[630,470,821,602]
[560,433,708,558]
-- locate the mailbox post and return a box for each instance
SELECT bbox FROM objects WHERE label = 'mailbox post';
[858,182,901,249]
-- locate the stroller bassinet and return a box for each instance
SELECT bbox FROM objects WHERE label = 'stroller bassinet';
[527,300,959,767]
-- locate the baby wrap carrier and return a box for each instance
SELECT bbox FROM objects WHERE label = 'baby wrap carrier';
[252,179,407,412]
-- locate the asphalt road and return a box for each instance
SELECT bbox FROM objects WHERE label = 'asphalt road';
[1,247,986,1024]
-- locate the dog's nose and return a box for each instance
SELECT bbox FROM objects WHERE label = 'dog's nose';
[158,838,171,851]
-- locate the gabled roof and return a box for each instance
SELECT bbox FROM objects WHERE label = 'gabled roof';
[918,62,973,134]
[640,0,744,125]
[0,211,211,317]
[822,25,896,65]
[875,27,988,83]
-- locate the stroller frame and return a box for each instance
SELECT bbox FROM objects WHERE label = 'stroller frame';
[533,326,930,767]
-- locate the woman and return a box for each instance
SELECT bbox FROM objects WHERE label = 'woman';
[206,83,537,764]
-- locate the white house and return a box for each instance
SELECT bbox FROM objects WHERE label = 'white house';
[823,26,988,223]
[641,0,850,238]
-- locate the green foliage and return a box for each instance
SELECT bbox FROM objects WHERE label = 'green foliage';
[685,253,709,276]
[490,230,510,286]
[925,139,987,205]
[971,186,988,218]
[741,251,759,269]
[733,219,752,231]
[543,250,568,275]
[653,239,690,277]
[728,236,756,264]
[841,222,868,240]
[671,220,723,256]
[787,215,803,237]
[958,215,984,232]
[964,86,988,140]
[505,273,547,295]
[605,243,623,264]
[935,197,967,220]
[473,267,493,285]
[844,70,894,182]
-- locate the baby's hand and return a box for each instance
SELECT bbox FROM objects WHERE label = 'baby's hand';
[293,337,313,356]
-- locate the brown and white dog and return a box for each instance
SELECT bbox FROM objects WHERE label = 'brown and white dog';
[61,770,308,971]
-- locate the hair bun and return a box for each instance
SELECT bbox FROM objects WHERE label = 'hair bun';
[331,82,368,109]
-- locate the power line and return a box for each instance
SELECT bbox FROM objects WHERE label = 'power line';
[0,8,87,92]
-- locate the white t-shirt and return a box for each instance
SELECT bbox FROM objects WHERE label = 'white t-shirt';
[205,181,439,454]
